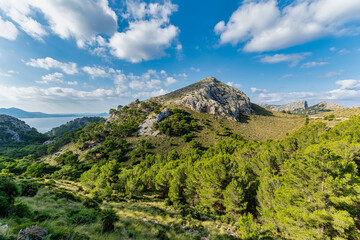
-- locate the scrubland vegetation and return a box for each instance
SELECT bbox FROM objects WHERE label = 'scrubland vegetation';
[1,102,360,239]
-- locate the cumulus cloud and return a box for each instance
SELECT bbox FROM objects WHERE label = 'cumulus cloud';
[37,72,64,84]
[302,61,328,68]
[215,0,360,52]
[227,82,242,88]
[254,79,360,104]
[108,0,179,62]
[164,77,177,86]
[0,16,18,40]
[26,57,79,75]
[132,89,168,98]
[0,0,117,46]
[251,87,268,93]
[260,53,310,67]
[36,72,78,85]
[82,66,108,78]
[0,84,118,103]
[0,0,46,40]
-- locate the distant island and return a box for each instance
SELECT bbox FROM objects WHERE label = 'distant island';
[0,107,108,119]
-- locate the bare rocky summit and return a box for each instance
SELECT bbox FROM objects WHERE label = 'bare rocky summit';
[154,77,254,120]
[260,101,308,113]
[260,100,346,115]
[313,101,345,111]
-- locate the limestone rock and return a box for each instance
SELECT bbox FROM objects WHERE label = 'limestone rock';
[0,114,35,143]
[260,101,308,113]
[16,225,48,240]
[138,108,171,136]
[154,77,254,120]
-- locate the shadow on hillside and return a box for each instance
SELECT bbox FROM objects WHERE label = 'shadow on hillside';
[238,114,250,123]
[251,103,274,116]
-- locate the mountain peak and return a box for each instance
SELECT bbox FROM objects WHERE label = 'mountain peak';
[153,77,254,120]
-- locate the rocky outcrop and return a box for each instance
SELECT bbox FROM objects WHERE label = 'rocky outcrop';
[155,77,254,120]
[260,101,346,115]
[17,225,48,240]
[313,101,345,111]
[260,101,308,113]
[0,114,34,143]
[138,108,171,136]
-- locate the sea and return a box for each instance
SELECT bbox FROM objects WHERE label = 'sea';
[20,117,80,133]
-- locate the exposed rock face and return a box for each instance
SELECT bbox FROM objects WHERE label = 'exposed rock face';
[16,225,48,240]
[314,101,345,111]
[260,101,308,113]
[138,108,171,136]
[155,77,254,120]
[260,101,346,115]
[0,114,34,143]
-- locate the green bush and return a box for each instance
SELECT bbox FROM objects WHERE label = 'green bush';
[68,209,98,225]
[101,209,119,233]
[12,202,32,218]
[20,180,39,197]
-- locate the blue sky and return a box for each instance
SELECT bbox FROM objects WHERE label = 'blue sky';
[0,0,360,113]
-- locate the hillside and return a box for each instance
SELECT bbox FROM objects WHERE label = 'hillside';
[2,78,360,240]
[46,117,104,137]
[0,114,47,146]
[260,100,308,113]
[261,100,346,115]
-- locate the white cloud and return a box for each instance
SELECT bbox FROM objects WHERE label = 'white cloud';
[302,61,328,68]
[260,53,310,67]
[251,87,268,93]
[338,49,350,55]
[322,71,343,78]
[190,67,200,72]
[109,20,178,63]
[175,44,182,51]
[108,0,179,62]
[37,72,64,84]
[164,77,177,86]
[82,66,108,78]
[227,82,242,88]
[0,84,118,103]
[36,72,78,86]
[215,0,360,52]
[129,79,162,90]
[0,0,117,46]
[0,16,18,40]
[254,79,360,104]
[0,0,46,40]
[132,89,168,98]
[26,57,79,75]
[280,74,293,80]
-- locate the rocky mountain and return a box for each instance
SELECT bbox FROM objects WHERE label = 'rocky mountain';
[0,114,47,145]
[107,77,257,137]
[261,101,346,115]
[260,101,308,113]
[153,77,254,120]
[46,116,105,137]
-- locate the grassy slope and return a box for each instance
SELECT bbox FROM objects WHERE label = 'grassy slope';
[43,104,308,162]
[1,180,238,240]
[307,106,360,127]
